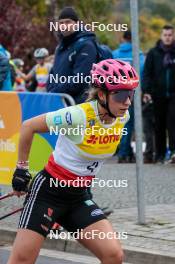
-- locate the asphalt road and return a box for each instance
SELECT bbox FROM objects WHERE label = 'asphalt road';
[0,249,85,264]
[0,248,132,264]
[0,163,175,229]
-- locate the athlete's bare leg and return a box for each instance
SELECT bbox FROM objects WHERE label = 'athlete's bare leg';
[7,229,45,264]
[78,219,124,264]
[7,221,123,264]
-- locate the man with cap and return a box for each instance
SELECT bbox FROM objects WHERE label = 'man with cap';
[47,6,98,103]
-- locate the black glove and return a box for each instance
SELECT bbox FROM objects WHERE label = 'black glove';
[12,168,32,192]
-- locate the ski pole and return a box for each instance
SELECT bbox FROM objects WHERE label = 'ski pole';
[0,207,23,220]
[0,192,14,201]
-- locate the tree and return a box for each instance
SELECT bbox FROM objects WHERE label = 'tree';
[0,0,56,67]
[1,0,174,58]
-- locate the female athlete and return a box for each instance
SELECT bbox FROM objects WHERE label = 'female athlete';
[7,59,139,264]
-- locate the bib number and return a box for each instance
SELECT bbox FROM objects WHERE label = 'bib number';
[87,162,99,173]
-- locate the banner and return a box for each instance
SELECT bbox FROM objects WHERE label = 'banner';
[0,92,64,185]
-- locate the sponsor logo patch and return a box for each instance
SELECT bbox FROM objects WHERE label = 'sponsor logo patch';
[84,200,94,206]
[87,135,120,144]
[65,111,72,125]
[54,115,62,125]
[44,214,52,222]
[91,209,104,217]
[48,208,53,217]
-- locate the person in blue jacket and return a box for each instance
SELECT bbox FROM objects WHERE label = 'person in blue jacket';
[0,44,13,91]
[113,31,145,75]
[47,7,97,104]
[113,31,145,162]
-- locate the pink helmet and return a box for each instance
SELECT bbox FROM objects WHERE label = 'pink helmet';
[91,59,139,91]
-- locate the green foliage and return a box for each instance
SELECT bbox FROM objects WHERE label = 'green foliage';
[151,3,174,21]
[5,0,175,57]
[56,0,114,18]
[55,0,117,48]
[139,15,168,51]
[116,0,175,51]
[15,0,118,49]
[16,0,48,17]
[1,0,56,68]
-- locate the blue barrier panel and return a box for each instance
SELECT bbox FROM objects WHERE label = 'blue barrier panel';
[0,92,64,184]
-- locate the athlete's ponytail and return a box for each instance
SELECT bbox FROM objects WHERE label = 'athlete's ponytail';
[86,86,106,102]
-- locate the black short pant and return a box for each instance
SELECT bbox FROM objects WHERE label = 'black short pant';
[18,170,106,237]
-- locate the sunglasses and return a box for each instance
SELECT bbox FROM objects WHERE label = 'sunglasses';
[110,90,135,103]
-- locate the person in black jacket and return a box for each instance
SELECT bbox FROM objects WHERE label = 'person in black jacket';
[142,25,175,163]
[47,7,97,104]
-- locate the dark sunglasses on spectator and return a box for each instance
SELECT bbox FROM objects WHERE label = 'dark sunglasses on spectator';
[110,90,135,103]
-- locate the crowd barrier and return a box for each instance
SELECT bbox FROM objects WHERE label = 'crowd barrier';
[0,92,75,185]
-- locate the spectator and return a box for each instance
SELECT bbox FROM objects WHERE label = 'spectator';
[142,95,155,163]
[17,48,52,92]
[47,6,97,104]
[113,30,145,163]
[0,53,9,88]
[45,54,55,65]
[12,59,26,91]
[0,44,13,91]
[142,25,175,164]
[9,60,17,87]
[113,31,145,76]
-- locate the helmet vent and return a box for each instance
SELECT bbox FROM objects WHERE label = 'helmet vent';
[117,61,125,66]
[113,71,119,80]
[128,71,133,78]
[106,60,113,64]
[102,65,109,71]
[131,69,136,77]
[119,69,126,77]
